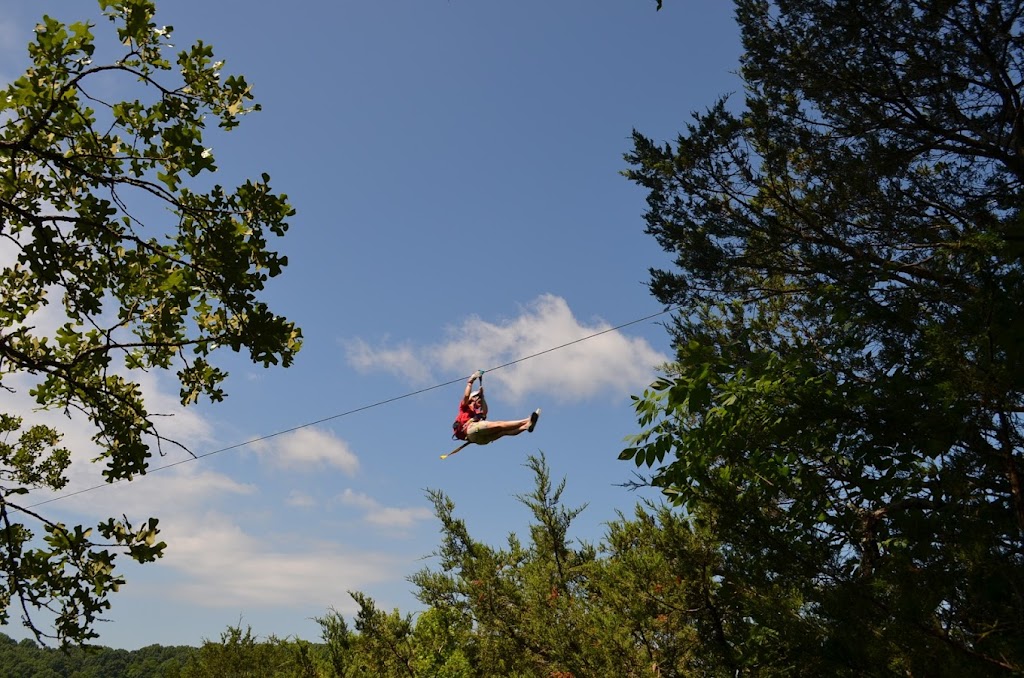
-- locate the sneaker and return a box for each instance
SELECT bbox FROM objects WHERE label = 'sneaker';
[528,409,541,433]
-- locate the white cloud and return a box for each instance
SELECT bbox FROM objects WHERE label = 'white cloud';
[338,489,433,530]
[344,338,432,383]
[155,513,399,607]
[65,464,257,522]
[0,348,366,612]
[250,428,359,475]
[0,387,377,612]
[286,490,316,508]
[344,294,668,404]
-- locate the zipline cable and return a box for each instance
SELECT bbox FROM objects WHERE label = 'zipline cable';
[23,305,675,510]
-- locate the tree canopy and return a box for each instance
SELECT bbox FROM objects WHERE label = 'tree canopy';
[354,454,743,677]
[0,0,300,644]
[622,0,1024,673]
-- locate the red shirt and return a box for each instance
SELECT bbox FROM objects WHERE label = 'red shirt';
[454,398,485,439]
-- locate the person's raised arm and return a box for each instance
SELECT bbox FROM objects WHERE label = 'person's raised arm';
[477,372,488,417]
[462,371,480,406]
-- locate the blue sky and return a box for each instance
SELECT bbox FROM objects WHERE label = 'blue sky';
[1,0,742,649]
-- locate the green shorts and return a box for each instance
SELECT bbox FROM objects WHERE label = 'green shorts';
[466,421,501,445]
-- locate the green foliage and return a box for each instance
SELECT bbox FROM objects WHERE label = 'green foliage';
[347,592,417,677]
[0,631,195,677]
[624,0,1024,674]
[180,625,303,678]
[156,457,846,676]
[0,0,300,644]
[0,415,70,492]
[349,452,837,677]
[359,453,736,677]
[313,609,356,678]
[408,607,472,678]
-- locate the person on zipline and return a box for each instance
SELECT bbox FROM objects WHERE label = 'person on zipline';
[453,370,539,445]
